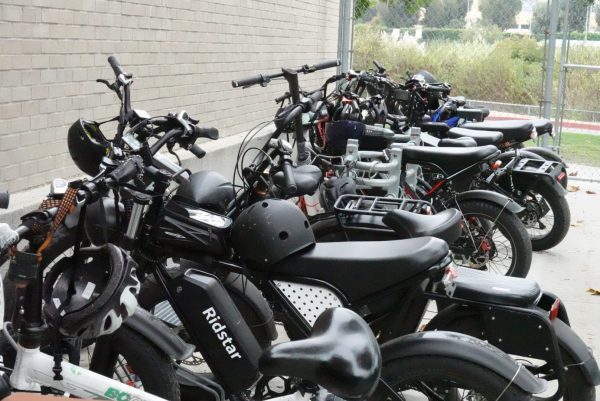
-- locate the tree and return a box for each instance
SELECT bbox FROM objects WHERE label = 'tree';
[531,0,594,35]
[378,1,420,27]
[531,2,548,35]
[479,0,522,30]
[423,0,469,28]
[596,3,600,29]
[354,0,433,21]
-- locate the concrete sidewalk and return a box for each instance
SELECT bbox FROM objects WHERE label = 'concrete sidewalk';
[527,180,600,398]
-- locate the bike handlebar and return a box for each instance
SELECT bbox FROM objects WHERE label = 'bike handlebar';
[189,144,206,159]
[280,159,297,195]
[0,191,8,209]
[108,55,127,79]
[231,59,340,88]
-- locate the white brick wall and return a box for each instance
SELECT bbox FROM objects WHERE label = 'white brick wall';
[0,0,340,192]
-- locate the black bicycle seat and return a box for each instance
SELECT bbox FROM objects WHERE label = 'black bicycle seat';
[259,308,381,400]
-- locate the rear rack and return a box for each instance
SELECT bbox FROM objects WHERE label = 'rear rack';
[513,158,563,177]
[333,194,433,232]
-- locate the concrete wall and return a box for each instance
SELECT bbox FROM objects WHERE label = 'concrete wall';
[0,0,340,194]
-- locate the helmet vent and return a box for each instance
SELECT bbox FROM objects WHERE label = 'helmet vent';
[304,221,309,229]
[261,202,269,208]
[278,231,289,240]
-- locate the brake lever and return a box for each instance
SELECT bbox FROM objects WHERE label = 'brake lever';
[96,79,122,100]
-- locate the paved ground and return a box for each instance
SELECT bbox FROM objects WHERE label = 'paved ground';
[527,180,600,398]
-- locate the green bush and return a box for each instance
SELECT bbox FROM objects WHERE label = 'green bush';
[421,28,463,42]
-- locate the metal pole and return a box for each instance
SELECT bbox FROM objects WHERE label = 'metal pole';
[541,0,561,147]
[554,0,571,148]
[338,0,354,74]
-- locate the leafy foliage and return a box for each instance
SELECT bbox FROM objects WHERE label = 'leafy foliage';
[355,0,434,25]
[479,0,522,30]
[423,0,469,28]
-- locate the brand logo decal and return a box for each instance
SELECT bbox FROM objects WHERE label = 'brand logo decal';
[202,307,242,359]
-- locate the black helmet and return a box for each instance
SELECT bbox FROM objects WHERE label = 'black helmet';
[413,70,438,84]
[230,199,315,267]
[43,244,140,338]
[67,119,110,177]
[84,197,125,246]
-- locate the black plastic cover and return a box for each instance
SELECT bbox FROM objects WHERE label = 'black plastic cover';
[168,269,262,393]
[153,198,232,256]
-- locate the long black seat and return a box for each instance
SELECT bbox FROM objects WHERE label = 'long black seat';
[382,208,461,243]
[272,237,449,301]
[260,308,381,399]
[447,127,503,146]
[456,108,487,122]
[448,267,541,307]
[531,119,552,135]
[461,120,533,142]
[272,164,322,196]
[438,137,476,147]
[402,145,500,175]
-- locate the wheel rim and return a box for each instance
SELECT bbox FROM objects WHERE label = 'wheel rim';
[521,192,554,241]
[452,214,515,276]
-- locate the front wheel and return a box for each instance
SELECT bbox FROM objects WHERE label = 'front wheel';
[454,200,532,277]
[382,355,533,400]
[90,326,181,400]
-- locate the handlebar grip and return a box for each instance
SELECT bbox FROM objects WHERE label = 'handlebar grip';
[195,126,219,140]
[231,74,265,88]
[312,59,340,71]
[108,55,126,78]
[109,157,141,183]
[281,160,297,196]
[0,223,19,253]
[307,90,323,104]
[189,144,206,159]
[0,191,9,209]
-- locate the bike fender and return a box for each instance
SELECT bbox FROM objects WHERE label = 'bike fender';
[511,169,568,197]
[525,147,568,167]
[455,189,524,214]
[553,318,600,386]
[380,331,547,394]
[123,308,195,361]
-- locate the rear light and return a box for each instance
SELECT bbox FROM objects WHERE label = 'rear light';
[557,171,566,182]
[549,298,561,320]
[490,160,502,170]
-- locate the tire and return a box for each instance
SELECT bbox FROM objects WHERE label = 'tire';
[382,355,533,401]
[90,326,180,401]
[426,314,596,401]
[456,200,532,278]
[517,183,570,251]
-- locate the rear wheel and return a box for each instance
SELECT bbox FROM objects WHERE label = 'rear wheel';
[517,184,570,251]
[426,313,596,401]
[382,355,533,400]
[454,200,532,278]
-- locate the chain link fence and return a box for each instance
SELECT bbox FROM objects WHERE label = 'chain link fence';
[350,0,600,181]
